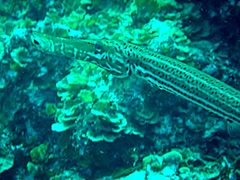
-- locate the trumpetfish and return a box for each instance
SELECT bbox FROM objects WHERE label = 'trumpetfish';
[30,32,240,132]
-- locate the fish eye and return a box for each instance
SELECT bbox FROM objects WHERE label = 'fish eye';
[33,39,40,45]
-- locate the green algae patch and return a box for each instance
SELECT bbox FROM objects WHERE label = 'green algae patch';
[78,90,96,103]
[30,143,49,164]
[26,162,40,176]
[91,100,113,113]
[0,154,14,174]
[44,102,57,116]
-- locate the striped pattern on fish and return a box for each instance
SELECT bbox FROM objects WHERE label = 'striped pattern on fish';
[30,32,240,126]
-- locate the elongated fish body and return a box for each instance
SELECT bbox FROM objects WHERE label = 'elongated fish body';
[30,32,240,126]
[31,33,130,77]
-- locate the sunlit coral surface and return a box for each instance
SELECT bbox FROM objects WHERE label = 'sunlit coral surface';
[0,0,240,179]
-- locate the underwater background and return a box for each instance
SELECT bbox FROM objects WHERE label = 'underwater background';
[0,0,240,179]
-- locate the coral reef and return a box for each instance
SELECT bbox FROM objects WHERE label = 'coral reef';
[0,0,240,179]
